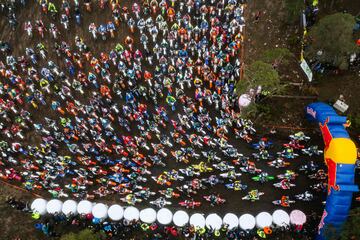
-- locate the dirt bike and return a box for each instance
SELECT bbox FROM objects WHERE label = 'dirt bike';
[301,146,323,156]
[272,197,295,207]
[273,181,296,189]
[267,159,290,168]
[252,174,274,183]
[179,200,201,209]
[220,171,242,180]
[212,162,234,171]
[179,167,200,177]
[203,195,226,206]
[277,170,298,180]
[295,191,314,201]
[150,197,172,208]
[283,141,305,150]
[159,189,180,199]
[225,181,247,191]
[242,191,264,201]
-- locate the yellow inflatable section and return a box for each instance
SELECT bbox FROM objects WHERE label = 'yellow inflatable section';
[324,138,357,164]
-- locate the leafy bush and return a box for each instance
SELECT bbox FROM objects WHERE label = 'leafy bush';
[60,229,106,240]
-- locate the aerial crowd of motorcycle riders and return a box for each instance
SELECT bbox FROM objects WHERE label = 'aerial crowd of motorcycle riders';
[0,0,336,239]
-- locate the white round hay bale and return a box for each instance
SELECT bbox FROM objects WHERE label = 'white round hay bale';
[239,214,256,230]
[223,213,239,230]
[140,208,157,224]
[256,212,272,228]
[173,210,189,227]
[108,204,124,221]
[62,200,78,215]
[124,206,140,221]
[77,200,93,215]
[92,203,108,219]
[206,213,222,230]
[238,94,252,107]
[290,210,306,225]
[272,210,290,227]
[190,213,206,228]
[46,199,63,214]
[31,198,47,215]
[157,208,173,225]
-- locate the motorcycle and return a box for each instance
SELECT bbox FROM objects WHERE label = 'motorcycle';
[251,138,273,149]
[150,197,172,208]
[192,162,213,173]
[179,167,200,177]
[159,188,180,199]
[242,190,264,201]
[120,194,142,205]
[295,191,314,201]
[267,158,290,168]
[203,194,226,206]
[277,170,298,180]
[283,141,305,150]
[272,196,295,207]
[225,181,247,191]
[212,161,234,171]
[178,200,201,209]
[302,146,323,156]
[299,161,319,173]
[273,181,296,190]
[252,173,274,183]
[289,132,310,141]
[220,171,242,180]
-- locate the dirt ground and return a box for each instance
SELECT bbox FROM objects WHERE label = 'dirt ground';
[0,0,359,239]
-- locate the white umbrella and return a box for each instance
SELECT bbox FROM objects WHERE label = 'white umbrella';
[124,206,140,221]
[92,203,108,219]
[140,208,157,224]
[77,200,93,215]
[62,200,78,216]
[290,210,307,225]
[173,210,189,227]
[31,198,47,215]
[272,210,290,227]
[157,208,173,225]
[239,214,256,230]
[238,94,252,107]
[223,213,239,230]
[108,205,124,221]
[256,212,273,228]
[46,199,63,214]
[206,213,222,230]
[190,213,206,228]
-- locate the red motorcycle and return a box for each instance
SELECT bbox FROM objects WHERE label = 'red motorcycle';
[179,200,201,209]
[283,140,304,150]
[203,195,226,206]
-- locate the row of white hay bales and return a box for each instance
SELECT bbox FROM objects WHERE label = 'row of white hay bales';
[31,198,307,230]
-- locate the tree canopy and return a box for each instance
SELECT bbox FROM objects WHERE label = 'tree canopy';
[306,13,358,70]
[236,61,280,95]
[260,48,293,65]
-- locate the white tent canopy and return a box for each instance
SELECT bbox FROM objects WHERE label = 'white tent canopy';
[239,214,256,230]
[140,208,157,224]
[124,206,140,221]
[173,210,189,227]
[290,210,307,225]
[190,213,206,228]
[238,94,252,107]
[46,199,63,214]
[157,208,173,225]
[256,212,273,228]
[272,209,290,227]
[31,198,48,215]
[223,213,239,230]
[92,203,108,219]
[108,205,124,221]
[62,200,78,216]
[206,213,222,230]
[77,200,93,215]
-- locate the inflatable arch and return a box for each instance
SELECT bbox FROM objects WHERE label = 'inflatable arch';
[306,102,359,239]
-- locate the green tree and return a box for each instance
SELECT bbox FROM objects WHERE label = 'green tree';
[236,61,280,95]
[339,208,360,240]
[260,48,294,65]
[306,13,358,70]
[61,229,105,240]
[285,0,304,23]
